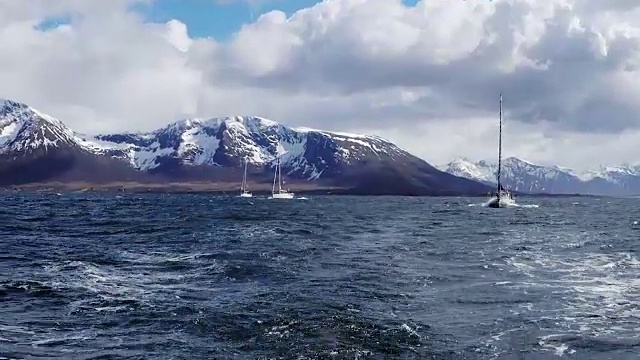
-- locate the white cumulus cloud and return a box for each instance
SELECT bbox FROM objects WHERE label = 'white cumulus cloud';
[0,0,640,171]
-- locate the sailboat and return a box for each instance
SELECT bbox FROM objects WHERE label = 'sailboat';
[270,157,294,199]
[487,94,515,208]
[239,158,252,198]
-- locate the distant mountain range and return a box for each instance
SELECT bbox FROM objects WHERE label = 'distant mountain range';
[439,157,640,196]
[0,99,492,195]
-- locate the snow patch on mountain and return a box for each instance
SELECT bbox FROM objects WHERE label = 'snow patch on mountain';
[440,158,496,184]
[296,126,402,158]
[177,125,220,165]
[0,119,19,148]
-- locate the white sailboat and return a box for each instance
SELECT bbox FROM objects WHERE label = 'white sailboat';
[270,157,294,199]
[487,94,515,208]
[239,158,252,198]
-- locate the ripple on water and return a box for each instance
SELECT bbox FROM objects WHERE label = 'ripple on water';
[1,193,639,358]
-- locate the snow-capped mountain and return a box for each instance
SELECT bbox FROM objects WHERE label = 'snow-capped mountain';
[0,99,491,195]
[0,99,145,184]
[442,158,496,184]
[577,165,640,194]
[1,99,85,154]
[93,116,409,181]
[439,157,640,195]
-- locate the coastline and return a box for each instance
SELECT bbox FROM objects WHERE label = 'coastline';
[0,181,608,197]
[0,181,343,194]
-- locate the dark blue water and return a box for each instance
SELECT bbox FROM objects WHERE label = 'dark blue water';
[1,193,640,359]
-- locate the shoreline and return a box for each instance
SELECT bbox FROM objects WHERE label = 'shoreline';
[0,181,611,197]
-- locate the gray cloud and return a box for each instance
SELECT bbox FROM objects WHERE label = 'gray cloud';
[578,0,640,12]
[205,0,640,134]
[1,0,640,170]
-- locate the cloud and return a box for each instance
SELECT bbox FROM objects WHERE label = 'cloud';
[0,0,639,170]
[0,0,207,133]
[215,0,274,4]
[211,0,640,134]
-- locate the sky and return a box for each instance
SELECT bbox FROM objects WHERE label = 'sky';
[1,0,640,172]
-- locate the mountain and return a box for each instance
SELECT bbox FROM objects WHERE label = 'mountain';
[0,100,143,185]
[438,157,640,195]
[0,99,491,195]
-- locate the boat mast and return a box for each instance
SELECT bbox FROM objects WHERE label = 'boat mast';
[497,93,502,196]
[242,158,248,192]
[277,158,282,193]
[272,158,278,194]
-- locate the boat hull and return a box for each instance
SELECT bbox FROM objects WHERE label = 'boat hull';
[270,192,294,199]
[239,192,253,198]
[487,192,515,208]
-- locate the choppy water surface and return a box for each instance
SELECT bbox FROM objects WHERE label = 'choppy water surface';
[1,193,640,359]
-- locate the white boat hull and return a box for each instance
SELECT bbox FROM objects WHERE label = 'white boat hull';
[270,192,294,199]
[239,192,253,198]
[487,193,515,208]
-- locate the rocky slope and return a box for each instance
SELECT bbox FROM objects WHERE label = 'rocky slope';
[0,99,491,195]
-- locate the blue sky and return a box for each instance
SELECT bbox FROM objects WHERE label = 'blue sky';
[140,0,321,40]
[140,0,420,40]
[36,0,421,40]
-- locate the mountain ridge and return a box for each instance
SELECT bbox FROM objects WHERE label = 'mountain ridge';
[438,157,640,196]
[0,99,491,195]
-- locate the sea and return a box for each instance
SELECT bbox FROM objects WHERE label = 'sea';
[1,192,639,359]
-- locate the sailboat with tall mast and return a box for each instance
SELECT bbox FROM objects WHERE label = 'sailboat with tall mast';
[487,94,514,208]
[239,157,252,198]
[270,156,294,199]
